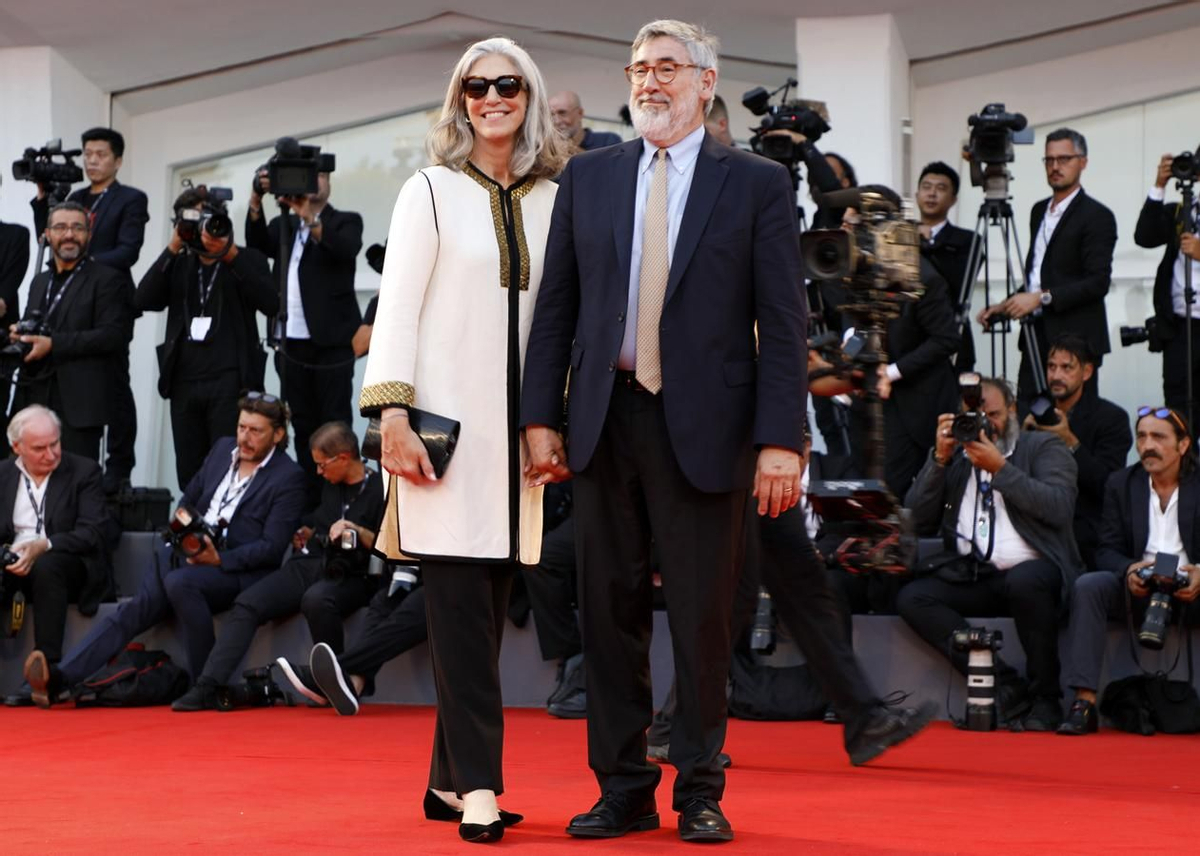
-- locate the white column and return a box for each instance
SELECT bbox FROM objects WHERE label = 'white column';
[796,14,911,194]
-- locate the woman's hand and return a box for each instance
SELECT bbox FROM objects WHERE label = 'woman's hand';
[380,408,437,484]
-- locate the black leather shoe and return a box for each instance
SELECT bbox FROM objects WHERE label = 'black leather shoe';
[171,681,218,712]
[848,700,937,766]
[566,792,659,838]
[1022,698,1063,732]
[995,666,1033,724]
[1056,698,1099,735]
[422,790,523,827]
[4,685,33,707]
[548,685,586,718]
[823,704,841,725]
[459,819,504,843]
[677,797,733,843]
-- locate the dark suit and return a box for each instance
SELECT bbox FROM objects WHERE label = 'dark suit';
[1134,195,1200,415]
[13,261,133,460]
[33,181,149,484]
[1019,190,1117,402]
[922,221,977,371]
[1064,465,1200,692]
[55,437,306,685]
[0,453,109,660]
[1062,395,1132,568]
[246,204,363,497]
[0,222,29,433]
[580,129,622,151]
[521,132,806,809]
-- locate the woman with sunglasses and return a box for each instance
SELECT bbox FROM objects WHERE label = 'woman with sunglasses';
[358,37,568,844]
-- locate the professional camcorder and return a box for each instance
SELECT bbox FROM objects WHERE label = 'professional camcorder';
[11,139,84,202]
[0,310,51,369]
[743,79,830,168]
[963,103,1033,197]
[174,185,234,254]
[254,137,336,198]
[161,506,225,559]
[1136,552,1190,650]
[1171,149,1200,183]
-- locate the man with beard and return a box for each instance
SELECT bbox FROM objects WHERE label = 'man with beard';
[9,203,131,461]
[1021,335,1130,568]
[1057,406,1200,735]
[899,376,1083,731]
[977,129,1117,407]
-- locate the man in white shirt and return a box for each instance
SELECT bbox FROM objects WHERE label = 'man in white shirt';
[1133,153,1200,416]
[1058,406,1200,735]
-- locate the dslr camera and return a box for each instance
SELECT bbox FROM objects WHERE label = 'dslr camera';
[952,372,992,444]
[319,528,366,578]
[1120,317,1166,353]
[254,137,336,198]
[11,139,84,202]
[214,666,291,711]
[964,103,1033,198]
[161,506,225,559]
[743,79,829,168]
[1136,552,1190,650]
[1171,148,1200,183]
[174,185,234,253]
[0,310,52,369]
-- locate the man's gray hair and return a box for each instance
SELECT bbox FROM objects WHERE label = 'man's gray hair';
[7,405,61,448]
[631,20,720,115]
[1045,127,1088,157]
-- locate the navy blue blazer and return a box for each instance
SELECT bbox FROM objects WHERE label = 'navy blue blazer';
[180,438,307,573]
[521,131,807,493]
[33,180,150,279]
[1095,463,1200,578]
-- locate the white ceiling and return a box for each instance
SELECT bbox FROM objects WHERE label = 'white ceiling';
[0,0,1196,93]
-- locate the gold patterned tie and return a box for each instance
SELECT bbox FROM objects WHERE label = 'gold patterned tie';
[635,148,670,393]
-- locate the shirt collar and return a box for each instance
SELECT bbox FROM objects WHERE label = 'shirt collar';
[927,220,947,240]
[1049,186,1082,216]
[229,444,276,477]
[14,458,52,487]
[640,124,706,177]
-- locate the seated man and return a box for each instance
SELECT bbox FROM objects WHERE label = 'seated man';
[1058,406,1200,735]
[171,421,384,711]
[899,376,1082,731]
[24,394,306,706]
[1,406,109,705]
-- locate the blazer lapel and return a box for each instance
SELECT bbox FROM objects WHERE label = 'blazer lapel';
[49,262,91,324]
[43,458,70,531]
[665,134,729,304]
[1043,189,1086,261]
[610,142,642,302]
[1132,469,1151,557]
[0,465,18,538]
[1182,478,1198,562]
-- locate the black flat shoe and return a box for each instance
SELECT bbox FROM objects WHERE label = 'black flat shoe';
[459,819,504,843]
[848,700,937,766]
[677,797,733,843]
[422,790,523,827]
[566,792,659,838]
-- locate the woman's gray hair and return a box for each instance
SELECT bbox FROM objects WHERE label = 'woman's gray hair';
[426,37,570,180]
[7,405,61,448]
[630,20,720,115]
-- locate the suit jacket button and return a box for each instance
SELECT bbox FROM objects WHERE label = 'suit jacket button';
[608,362,615,372]
[617,312,625,322]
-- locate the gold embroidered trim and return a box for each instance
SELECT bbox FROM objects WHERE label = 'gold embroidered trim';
[359,381,415,414]
[464,163,534,291]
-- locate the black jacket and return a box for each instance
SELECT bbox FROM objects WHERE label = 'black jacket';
[1024,189,1117,358]
[32,181,149,280]
[245,204,363,347]
[1134,195,1196,336]
[19,260,133,427]
[0,222,29,331]
[1096,464,1200,578]
[1063,394,1132,568]
[135,247,278,398]
[923,222,976,307]
[0,453,111,614]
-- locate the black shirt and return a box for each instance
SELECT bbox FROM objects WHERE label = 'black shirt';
[174,259,242,380]
[302,469,386,570]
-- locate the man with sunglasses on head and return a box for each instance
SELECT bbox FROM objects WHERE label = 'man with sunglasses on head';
[23,393,306,707]
[9,202,132,462]
[1058,405,1200,735]
[977,128,1117,409]
[137,185,278,491]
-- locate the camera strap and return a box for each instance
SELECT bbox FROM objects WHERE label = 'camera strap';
[20,473,47,536]
[971,468,996,563]
[196,261,222,316]
[340,470,371,519]
[41,260,86,322]
[213,456,256,521]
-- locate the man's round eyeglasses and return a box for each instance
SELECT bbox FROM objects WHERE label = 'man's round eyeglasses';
[48,223,88,235]
[624,62,701,85]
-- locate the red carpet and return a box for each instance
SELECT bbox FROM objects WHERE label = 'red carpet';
[2,705,1197,853]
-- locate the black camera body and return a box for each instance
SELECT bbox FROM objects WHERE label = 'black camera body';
[1027,395,1061,428]
[0,544,19,567]
[0,310,51,368]
[316,528,365,578]
[952,625,1004,731]
[175,186,233,252]
[161,505,225,559]
[965,103,1033,194]
[255,137,336,198]
[1120,316,1166,353]
[952,372,991,444]
[742,81,829,169]
[214,666,291,711]
[1171,149,1200,183]
[11,139,84,202]
[1137,553,1189,650]
[952,625,1003,653]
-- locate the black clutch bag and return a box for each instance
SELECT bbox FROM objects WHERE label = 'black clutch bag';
[362,409,460,479]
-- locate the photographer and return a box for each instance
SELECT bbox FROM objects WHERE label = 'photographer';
[1133,153,1200,415]
[30,128,148,492]
[977,129,1117,406]
[136,186,278,490]
[0,207,28,432]
[917,161,977,372]
[1058,406,1200,735]
[10,203,132,462]
[899,376,1082,731]
[1021,335,1131,567]
[23,394,306,707]
[171,421,383,711]
[0,406,109,706]
[246,167,363,503]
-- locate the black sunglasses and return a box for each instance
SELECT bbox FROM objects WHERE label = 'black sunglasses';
[462,75,524,100]
[242,390,281,405]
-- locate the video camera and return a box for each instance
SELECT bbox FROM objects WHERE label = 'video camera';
[253,137,336,198]
[963,103,1033,198]
[0,310,51,369]
[161,506,225,559]
[1136,552,1190,650]
[11,140,84,203]
[174,184,234,255]
[743,79,830,169]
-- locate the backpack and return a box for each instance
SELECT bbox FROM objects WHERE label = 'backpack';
[72,644,190,707]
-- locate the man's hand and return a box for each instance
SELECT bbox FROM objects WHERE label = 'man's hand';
[1181,233,1200,262]
[352,324,373,358]
[293,525,314,552]
[933,413,958,464]
[1127,559,1154,596]
[381,409,437,484]
[524,425,570,487]
[7,537,50,576]
[168,224,186,255]
[876,365,892,400]
[754,446,802,518]
[22,335,52,363]
[186,535,221,566]
[1177,565,1200,602]
[249,169,269,214]
[1022,411,1077,448]
[1000,291,1042,320]
[963,429,1006,474]
[1155,154,1174,189]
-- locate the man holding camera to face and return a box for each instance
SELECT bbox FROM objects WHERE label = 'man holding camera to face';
[171,420,383,711]
[137,185,278,490]
[899,376,1082,731]
[1058,406,1200,735]
[9,203,132,462]
[23,394,306,707]
[246,165,363,503]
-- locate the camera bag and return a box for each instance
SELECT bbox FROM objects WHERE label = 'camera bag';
[72,643,189,707]
[728,643,828,721]
[1100,606,1200,734]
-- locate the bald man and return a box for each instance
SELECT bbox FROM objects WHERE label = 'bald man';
[704,94,735,146]
[550,91,622,152]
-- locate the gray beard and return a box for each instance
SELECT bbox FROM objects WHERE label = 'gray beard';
[993,416,1021,457]
[630,92,693,143]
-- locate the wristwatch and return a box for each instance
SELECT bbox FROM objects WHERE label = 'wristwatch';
[1040,291,1053,307]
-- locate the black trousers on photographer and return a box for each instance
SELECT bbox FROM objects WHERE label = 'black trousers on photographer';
[277,339,354,505]
[1161,315,1200,423]
[169,371,241,492]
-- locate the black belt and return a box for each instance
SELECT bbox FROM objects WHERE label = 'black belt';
[614,369,655,393]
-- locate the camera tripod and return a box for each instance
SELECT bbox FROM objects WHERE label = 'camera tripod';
[1178,178,1196,430]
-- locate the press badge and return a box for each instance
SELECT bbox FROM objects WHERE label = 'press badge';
[190,316,213,341]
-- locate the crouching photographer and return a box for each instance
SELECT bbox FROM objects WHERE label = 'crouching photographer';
[899,375,1082,731]
[1058,406,1200,735]
[136,184,278,490]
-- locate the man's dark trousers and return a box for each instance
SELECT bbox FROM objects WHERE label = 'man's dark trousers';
[576,381,745,811]
[25,551,88,662]
[338,585,428,693]
[277,340,354,502]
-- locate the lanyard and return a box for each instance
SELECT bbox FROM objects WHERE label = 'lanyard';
[971,468,996,563]
[42,260,86,321]
[196,261,222,315]
[340,471,371,519]
[86,187,111,232]
[22,474,47,536]
[216,457,256,520]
